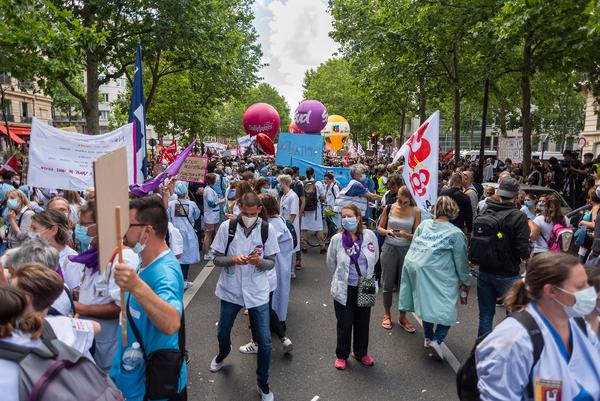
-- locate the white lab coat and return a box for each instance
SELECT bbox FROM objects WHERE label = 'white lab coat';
[267,217,293,321]
[476,303,600,401]
[211,218,280,308]
[280,190,300,252]
[301,180,325,231]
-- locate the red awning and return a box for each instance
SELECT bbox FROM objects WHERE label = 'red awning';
[0,125,29,144]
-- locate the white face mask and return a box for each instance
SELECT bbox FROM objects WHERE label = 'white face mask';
[554,286,598,318]
[132,227,147,255]
[241,215,258,228]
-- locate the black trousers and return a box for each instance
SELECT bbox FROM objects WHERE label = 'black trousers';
[250,291,286,341]
[333,286,371,359]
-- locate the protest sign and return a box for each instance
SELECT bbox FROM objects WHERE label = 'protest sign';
[497,136,523,163]
[394,111,440,216]
[275,132,324,166]
[28,118,135,191]
[93,147,130,272]
[176,155,208,183]
[292,157,351,187]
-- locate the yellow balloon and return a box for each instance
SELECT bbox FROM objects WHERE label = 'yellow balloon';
[321,115,350,136]
[324,133,349,151]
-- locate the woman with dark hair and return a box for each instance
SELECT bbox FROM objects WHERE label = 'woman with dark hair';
[378,186,420,332]
[476,253,600,400]
[585,264,600,336]
[227,180,254,219]
[326,204,379,370]
[577,187,600,262]
[398,196,471,360]
[530,194,571,255]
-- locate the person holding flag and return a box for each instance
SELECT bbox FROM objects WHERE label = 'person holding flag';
[129,42,148,185]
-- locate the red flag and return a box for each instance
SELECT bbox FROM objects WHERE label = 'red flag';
[0,154,18,175]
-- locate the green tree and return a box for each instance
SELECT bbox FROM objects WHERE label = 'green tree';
[1,0,261,134]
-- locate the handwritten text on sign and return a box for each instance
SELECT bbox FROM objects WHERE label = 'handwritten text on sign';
[497,137,523,164]
[176,156,208,183]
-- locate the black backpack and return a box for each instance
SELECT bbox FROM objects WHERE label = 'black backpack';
[303,180,318,212]
[456,310,587,401]
[224,217,269,255]
[469,208,515,271]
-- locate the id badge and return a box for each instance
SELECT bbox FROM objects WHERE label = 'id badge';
[94,280,109,298]
[534,378,562,401]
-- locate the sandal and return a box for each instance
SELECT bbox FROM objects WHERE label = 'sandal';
[398,318,416,333]
[381,314,392,330]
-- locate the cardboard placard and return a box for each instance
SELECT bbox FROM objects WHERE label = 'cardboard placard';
[176,155,208,183]
[93,147,130,272]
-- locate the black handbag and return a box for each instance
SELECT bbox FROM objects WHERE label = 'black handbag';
[353,261,377,307]
[126,294,187,401]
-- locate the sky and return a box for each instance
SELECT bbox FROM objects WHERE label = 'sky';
[252,0,339,116]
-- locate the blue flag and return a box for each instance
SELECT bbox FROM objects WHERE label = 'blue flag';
[128,43,147,184]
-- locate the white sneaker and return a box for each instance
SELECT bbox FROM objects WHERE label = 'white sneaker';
[424,338,431,348]
[210,356,223,372]
[257,385,274,401]
[281,337,293,354]
[291,271,296,279]
[239,341,258,354]
[204,254,214,261]
[430,341,444,361]
[184,281,193,290]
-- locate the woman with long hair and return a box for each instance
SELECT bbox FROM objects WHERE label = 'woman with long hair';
[327,204,379,370]
[530,194,571,255]
[476,253,600,400]
[5,189,34,249]
[378,186,421,332]
[398,196,471,360]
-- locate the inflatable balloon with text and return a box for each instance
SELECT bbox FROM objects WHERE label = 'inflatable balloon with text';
[294,100,328,134]
[242,103,280,140]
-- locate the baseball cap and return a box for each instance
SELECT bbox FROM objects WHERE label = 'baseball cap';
[495,177,519,198]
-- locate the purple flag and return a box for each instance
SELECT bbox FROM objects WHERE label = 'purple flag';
[129,139,197,197]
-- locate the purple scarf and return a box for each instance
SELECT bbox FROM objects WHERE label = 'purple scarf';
[342,231,363,266]
[68,247,99,274]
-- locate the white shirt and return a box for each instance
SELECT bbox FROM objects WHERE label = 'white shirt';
[280,190,300,252]
[60,246,84,290]
[50,286,74,316]
[45,315,95,359]
[203,186,221,224]
[301,180,325,231]
[324,182,340,207]
[532,215,570,253]
[168,222,184,258]
[211,219,280,308]
[0,331,42,401]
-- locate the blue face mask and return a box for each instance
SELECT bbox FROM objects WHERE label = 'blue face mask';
[261,188,270,194]
[75,224,92,250]
[7,199,18,210]
[524,200,534,208]
[342,216,358,231]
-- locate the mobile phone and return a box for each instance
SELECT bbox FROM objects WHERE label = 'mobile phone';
[248,245,263,257]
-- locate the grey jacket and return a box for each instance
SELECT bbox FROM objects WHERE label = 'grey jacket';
[326,229,379,306]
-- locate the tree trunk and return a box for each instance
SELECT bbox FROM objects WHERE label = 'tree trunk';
[418,75,426,124]
[85,53,100,134]
[521,36,533,176]
[400,110,406,144]
[478,78,490,182]
[453,86,461,162]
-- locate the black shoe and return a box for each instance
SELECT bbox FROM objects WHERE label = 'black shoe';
[320,248,327,254]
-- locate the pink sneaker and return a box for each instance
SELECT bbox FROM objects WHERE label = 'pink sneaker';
[334,358,346,370]
[352,353,374,366]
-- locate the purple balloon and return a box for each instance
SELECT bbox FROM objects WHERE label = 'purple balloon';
[294,100,328,134]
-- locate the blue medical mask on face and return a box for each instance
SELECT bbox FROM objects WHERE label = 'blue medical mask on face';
[261,187,270,194]
[342,216,358,231]
[75,224,92,250]
[555,286,598,318]
[7,199,18,210]
[524,200,534,208]
[537,202,545,211]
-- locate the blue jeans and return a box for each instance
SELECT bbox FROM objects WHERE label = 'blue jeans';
[477,271,519,337]
[216,300,271,386]
[423,321,450,344]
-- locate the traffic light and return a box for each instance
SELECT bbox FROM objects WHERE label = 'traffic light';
[370,132,378,145]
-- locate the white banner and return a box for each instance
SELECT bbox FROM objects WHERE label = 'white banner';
[497,136,523,163]
[28,118,135,191]
[394,111,440,216]
[237,135,253,147]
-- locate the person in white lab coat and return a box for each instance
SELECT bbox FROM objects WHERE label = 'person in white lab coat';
[209,192,280,401]
[476,252,600,401]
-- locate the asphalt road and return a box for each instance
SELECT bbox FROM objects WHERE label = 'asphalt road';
[182,248,505,401]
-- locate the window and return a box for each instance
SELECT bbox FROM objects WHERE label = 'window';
[100,110,110,120]
[102,93,109,103]
[21,102,29,117]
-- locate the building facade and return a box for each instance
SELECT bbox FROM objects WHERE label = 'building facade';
[580,87,600,157]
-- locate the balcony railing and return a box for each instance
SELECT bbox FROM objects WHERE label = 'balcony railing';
[0,114,14,122]
[20,116,32,123]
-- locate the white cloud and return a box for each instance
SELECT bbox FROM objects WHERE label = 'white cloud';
[252,0,338,117]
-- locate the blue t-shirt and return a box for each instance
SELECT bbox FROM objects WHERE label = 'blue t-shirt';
[110,251,186,400]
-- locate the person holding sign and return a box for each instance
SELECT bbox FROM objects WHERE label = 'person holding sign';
[111,196,186,401]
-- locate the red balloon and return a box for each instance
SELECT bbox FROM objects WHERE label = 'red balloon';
[288,122,303,133]
[256,133,275,156]
[242,103,280,140]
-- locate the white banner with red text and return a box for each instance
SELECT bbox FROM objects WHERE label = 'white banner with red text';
[393,111,440,216]
[28,118,135,191]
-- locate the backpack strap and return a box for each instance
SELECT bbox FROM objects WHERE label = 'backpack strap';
[224,219,238,256]
[509,310,544,399]
[260,220,269,245]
